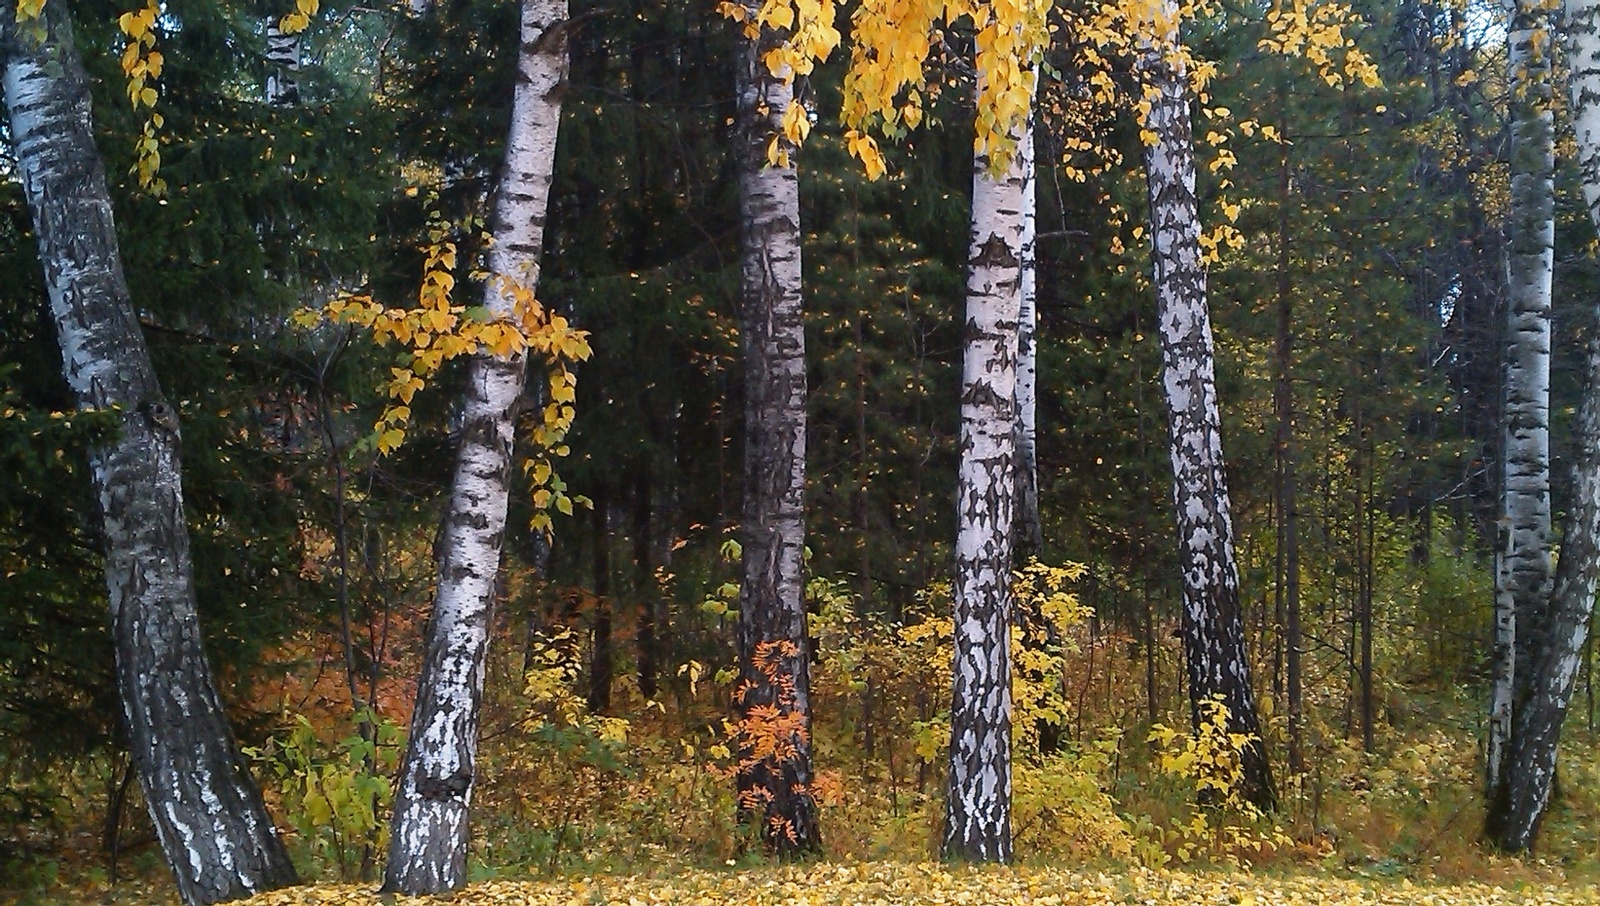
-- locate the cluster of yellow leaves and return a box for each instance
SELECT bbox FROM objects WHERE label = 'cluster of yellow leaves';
[279,0,319,35]
[1258,0,1382,89]
[293,217,592,531]
[1148,696,1289,865]
[117,0,165,194]
[523,629,631,745]
[718,0,841,166]
[237,861,1600,906]
[841,0,1051,176]
[1011,560,1090,750]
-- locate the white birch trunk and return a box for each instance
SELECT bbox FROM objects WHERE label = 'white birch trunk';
[1483,0,1600,851]
[264,23,300,106]
[732,2,819,854]
[1139,5,1274,811]
[1014,97,1042,558]
[382,0,566,891]
[944,81,1028,864]
[1,6,297,904]
[1489,0,1557,799]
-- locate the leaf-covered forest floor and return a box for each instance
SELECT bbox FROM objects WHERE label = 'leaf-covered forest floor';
[13,861,1600,906]
[238,863,1600,906]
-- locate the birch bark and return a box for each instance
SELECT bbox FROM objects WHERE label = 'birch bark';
[382,0,566,891]
[944,82,1029,864]
[264,23,300,106]
[1139,8,1274,811]
[0,5,297,903]
[1489,0,1557,799]
[1014,102,1042,558]
[732,2,819,855]
[1482,0,1600,851]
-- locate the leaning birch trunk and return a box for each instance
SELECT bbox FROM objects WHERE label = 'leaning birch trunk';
[1138,7,1275,812]
[1014,97,1043,559]
[382,0,566,891]
[1,6,297,904]
[944,80,1028,864]
[1489,0,1557,801]
[1481,0,1600,852]
[732,3,820,855]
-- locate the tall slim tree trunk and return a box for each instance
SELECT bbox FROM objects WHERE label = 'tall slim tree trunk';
[1,6,297,904]
[1014,99,1043,560]
[1274,119,1304,774]
[944,83,1030,864]
[383,0,566,891]
[634,466,659,700]
[590,490,613,713]
[1139,9,1275,812]
[1483,0,1600,851]
[1489,0,1556,800]
[732,4,819,856]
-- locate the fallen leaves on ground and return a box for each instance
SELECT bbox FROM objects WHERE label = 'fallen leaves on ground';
[240,863,1600,906]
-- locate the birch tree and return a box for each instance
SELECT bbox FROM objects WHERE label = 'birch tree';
[841,0,1048,860]
[1137,0,1274,811]
[725,0,836,855]
[945,82,1032,861]
[1487,0,1557,803]
[0,3,298,903]
[264,22,301,106]
[1015,103,1043,559]
[1481,0,1597,851]
[383,0,568,890]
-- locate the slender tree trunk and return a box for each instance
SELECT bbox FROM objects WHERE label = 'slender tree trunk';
[383,0,566,891]
[1014,98,1043,560]
[1489,0,1557,801]
[590,490,613,713]
[0,6,297,904]
[1139,10,1275,812]
[732,4,819,855]
[1488,300,1600,851]
[1272,83,1304,776]
[944,83,1030,864]
[1483,0,1600,850]
[634,467,659,700]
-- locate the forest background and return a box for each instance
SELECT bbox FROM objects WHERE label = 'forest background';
[5,0,1600,902]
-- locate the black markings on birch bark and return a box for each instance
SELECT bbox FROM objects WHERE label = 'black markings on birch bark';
[264,24,300,106]
[1014,93,1043,560]
[1482,0,1599,852]
[1489,0,1558,801]
[1,6,297,903]
[383,0,567,892]
[732,0,820,855]
[944,77,1029,864]
[1138,16,1275,813]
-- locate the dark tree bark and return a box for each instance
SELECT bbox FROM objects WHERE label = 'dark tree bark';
[732,1,820,855]
[1271,83,1304,775]
[1139,12,1275,812]
[590,490,613,713]
[0,6,297,904]
[634,467,659,700]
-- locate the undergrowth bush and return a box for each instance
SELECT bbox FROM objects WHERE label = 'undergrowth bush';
[243,709,402,881]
